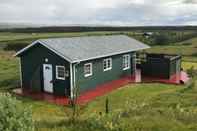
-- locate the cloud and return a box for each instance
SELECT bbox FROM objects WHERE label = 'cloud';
[0,0,197,26]
[183,0,197,4]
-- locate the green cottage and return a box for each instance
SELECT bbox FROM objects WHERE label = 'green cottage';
[15,35,149,97]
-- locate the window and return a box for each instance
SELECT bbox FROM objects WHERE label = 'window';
[123,54,130,70]
[84,63,92,77]
[103,58,112,71]
[56,66,65,80]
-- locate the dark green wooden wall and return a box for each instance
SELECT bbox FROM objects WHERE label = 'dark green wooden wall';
[74,52,134,93]
[141,58,169,78]
[141,56,181,79]
[20,43,70,96]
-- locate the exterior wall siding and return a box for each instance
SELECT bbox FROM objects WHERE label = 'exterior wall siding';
[141,58,170,78]
[141,55,182,79]
[74,52,134,93]
[20,43,70,96]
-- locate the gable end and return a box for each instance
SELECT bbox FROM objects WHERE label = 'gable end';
[15,41,73,63]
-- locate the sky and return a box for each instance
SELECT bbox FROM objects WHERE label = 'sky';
[0,0,197,26]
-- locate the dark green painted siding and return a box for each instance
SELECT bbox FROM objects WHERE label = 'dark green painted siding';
[20,43,70,96]
[75,52,134,93]
[141,55,181,79]
[141,58,169,78]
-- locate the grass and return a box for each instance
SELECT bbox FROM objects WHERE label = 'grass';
[0,50,19,90]
[14,83,197,131]
[147,37,197,62]
[0,31,197,130]
[0,31,126,45]
[182,61,197,70]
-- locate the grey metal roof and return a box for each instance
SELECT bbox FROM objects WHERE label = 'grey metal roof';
[17,35,150,63]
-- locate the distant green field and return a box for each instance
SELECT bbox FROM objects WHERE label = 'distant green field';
[147,37,197,62]
[0,31,131,51]
[0,31,126,45]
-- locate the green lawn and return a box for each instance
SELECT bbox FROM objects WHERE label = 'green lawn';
[15,83,197,131]
[0,31,197,130]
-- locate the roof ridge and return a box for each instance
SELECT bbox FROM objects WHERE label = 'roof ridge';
[16,35,150,63]
[38,34,127,41]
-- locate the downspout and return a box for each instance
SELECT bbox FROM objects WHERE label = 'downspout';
[70,61,80,99]
[70,63,73,98]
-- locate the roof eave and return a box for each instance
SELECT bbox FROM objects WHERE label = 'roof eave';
[72,46,150,63]
[14,40,39,57]
[14,40,73,63]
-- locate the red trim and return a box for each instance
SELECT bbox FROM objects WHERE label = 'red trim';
[13,70,190,105]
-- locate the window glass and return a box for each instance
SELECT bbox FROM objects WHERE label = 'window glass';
[103,58,112,71]
[84,63,92,77]
[123,55,130,70]
[56,66,65,80]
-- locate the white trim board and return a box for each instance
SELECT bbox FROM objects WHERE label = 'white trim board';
[72,46,150,63]
[19,58,23,88]
[70,63,73,98]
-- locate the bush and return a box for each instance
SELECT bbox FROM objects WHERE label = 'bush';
[0,93,34,131]
[187,66,197,78]
[153,34,170,45]
[4,42,29,51]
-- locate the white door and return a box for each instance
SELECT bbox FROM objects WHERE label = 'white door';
[43,64,53,93]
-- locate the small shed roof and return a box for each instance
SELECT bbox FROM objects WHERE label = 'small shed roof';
[15,35,150,63]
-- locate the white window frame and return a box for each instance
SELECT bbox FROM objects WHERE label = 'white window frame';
[103,58,112,71]
[84,63,92,77]
[56,66,65,80]
[123,54,130,70]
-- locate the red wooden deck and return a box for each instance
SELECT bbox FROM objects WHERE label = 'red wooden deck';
[141,71,190,85]
[13,70,189,106]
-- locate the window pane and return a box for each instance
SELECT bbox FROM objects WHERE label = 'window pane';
[84,63,92,76]
[107,59,110,68]
[56,66,65,79]
[103,60,107,70]
[103,58,112,71]
[123,55,130,70]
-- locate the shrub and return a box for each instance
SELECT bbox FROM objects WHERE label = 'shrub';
[187,66,197,78]
[153,34,170,45]
[192,53,197,57]
[0,93,34,131]
[4,42,28,51]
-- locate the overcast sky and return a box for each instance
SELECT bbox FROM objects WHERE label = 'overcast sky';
[0,0,197,26]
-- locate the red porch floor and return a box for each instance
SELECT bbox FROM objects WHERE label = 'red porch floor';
[13,70,189,106]
[140,70,190,85]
